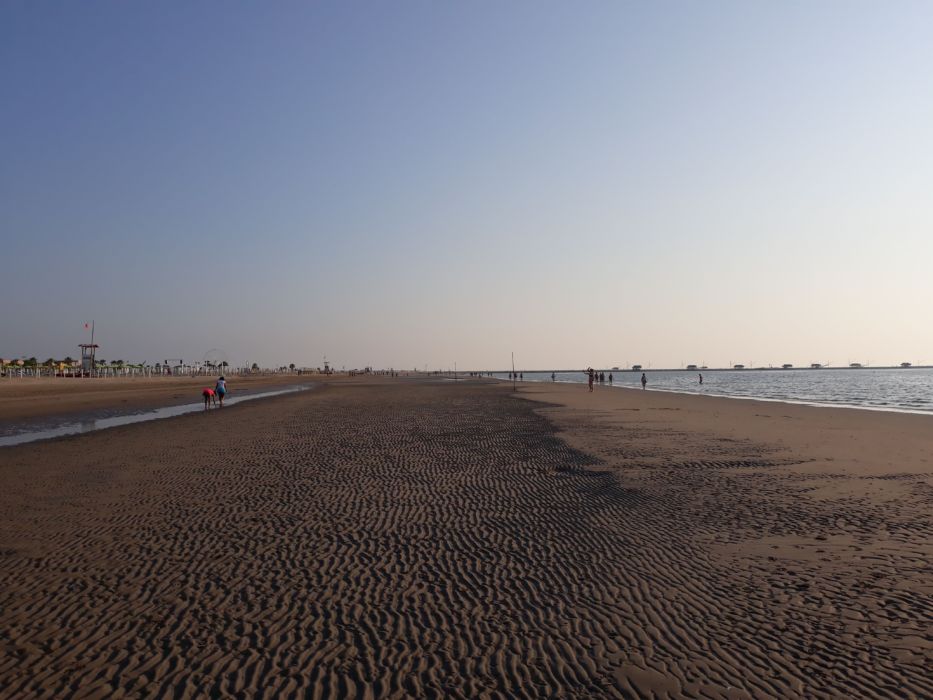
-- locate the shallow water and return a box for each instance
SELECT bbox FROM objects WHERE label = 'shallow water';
[494,368,933,415]
[0,385,313,448]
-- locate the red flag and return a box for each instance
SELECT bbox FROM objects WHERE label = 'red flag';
[84,323,89,329]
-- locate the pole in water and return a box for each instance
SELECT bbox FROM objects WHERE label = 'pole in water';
[511,352,516,391]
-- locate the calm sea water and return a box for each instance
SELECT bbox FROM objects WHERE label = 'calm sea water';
[492,368,933,414]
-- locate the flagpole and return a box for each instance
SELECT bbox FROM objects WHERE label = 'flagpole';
[512,352,516,391]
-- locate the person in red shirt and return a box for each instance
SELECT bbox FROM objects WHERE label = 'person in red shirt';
[202,387,216,409]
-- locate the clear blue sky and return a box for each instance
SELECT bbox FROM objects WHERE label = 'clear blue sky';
[3,2,932,369]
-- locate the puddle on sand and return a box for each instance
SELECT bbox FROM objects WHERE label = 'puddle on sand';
[0,385,313,448]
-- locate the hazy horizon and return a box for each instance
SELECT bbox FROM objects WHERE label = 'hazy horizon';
[3,2,931,370]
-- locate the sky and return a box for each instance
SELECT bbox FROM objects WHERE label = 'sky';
[2,1,932,370]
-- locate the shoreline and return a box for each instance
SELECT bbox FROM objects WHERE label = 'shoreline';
[494,377,933,417]
[0,373,323,425]
[0,384,316,447]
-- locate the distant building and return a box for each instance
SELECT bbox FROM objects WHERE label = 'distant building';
[782,364,793,369]
[900,362,912,368]
[632,364,642,371]
[849,363,863,368]
[810,363,822,368]
[686,364,698,370]
[733,364,745,369]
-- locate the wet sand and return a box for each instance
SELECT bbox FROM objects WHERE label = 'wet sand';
[0,374,319,426]
[0,377,930,698]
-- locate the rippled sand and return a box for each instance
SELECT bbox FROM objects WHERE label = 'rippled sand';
[0,378,929,698]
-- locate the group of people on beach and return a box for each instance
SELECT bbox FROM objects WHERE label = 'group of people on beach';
[583,368,623,391]
[202,376,227,409]
[508,372,523,381]
[582,369,647,392]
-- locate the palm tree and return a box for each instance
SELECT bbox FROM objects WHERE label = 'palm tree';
[289,363,296,371]
[63,356,74,365]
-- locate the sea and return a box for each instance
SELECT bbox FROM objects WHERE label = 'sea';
[490,368,933,415]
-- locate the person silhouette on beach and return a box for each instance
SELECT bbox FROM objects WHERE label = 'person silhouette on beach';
[202,387,216,409]
[641,372,647,390]
[551,372,556,382]
[699,373,703,385]
[215,376,227,407]
[585,368,594,392]
[608,372,613,385]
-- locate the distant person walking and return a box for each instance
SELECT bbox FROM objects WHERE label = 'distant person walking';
[585,368,594,392]
[551,372,556,382]
[641,372,647,390]
[699,373,703,385]
[215,376,227,406]
[608,372,613,385]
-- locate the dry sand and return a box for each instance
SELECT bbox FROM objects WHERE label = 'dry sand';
[0,377,930,698]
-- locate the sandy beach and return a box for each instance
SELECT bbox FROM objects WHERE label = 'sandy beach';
[0,374,320,425]
[0,377,930,698]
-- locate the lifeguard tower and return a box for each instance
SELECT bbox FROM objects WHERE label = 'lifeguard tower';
[79,320,98,375]
[79,343,98,374]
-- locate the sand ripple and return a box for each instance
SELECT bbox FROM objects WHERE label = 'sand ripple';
[0,381,929,698]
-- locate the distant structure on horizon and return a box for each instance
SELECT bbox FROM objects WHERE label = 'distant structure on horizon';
[79,320,98,374]
[733,364,745,369]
